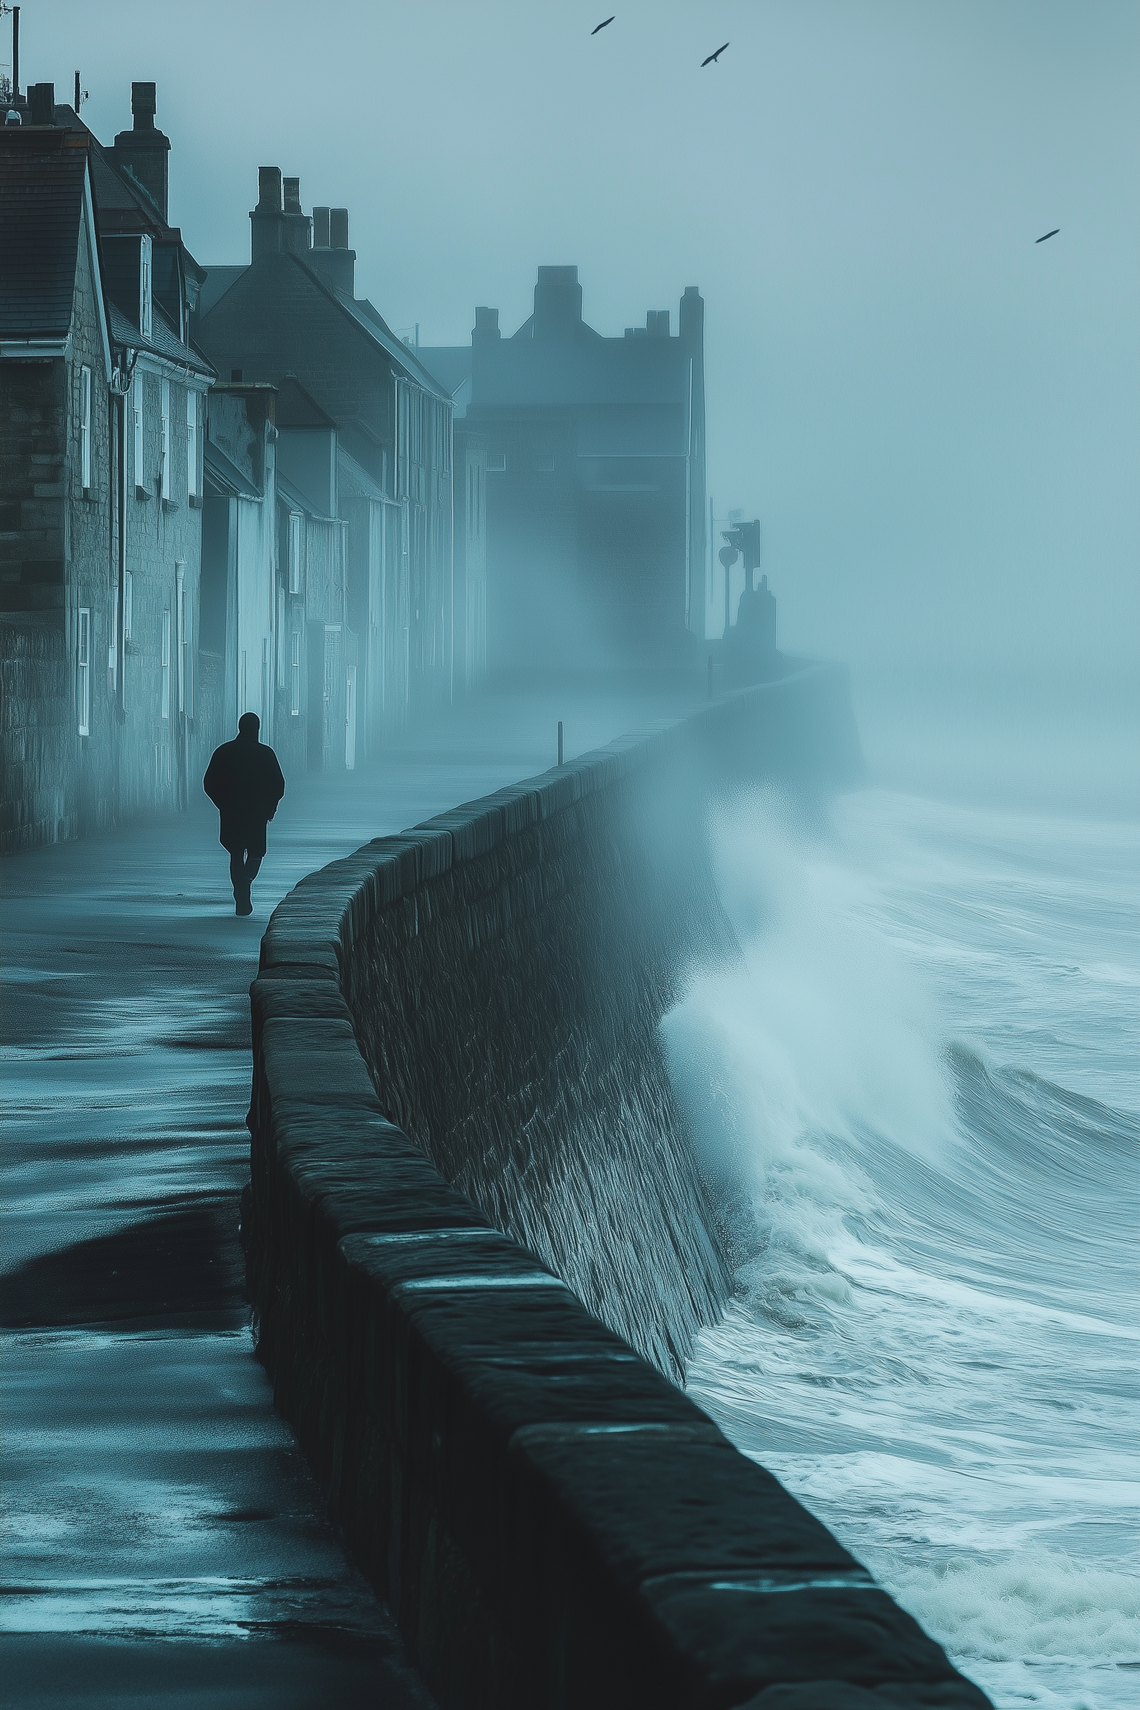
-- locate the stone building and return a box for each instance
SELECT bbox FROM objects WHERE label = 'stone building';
[196,171,462,757]
[0,81,212,852]
[420,267,706,670]
[0,84,211,851]
[199,381,279,768]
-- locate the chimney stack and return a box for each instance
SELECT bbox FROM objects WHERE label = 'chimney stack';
[305,205,355,295]
[110,82,171,219]
[473,306,501,345]
[532,266,583,342]
[250,166,284,260]
[27,82,55,125]
[279,175,311,254]
[256,166,282,211]
[678,284,703,352]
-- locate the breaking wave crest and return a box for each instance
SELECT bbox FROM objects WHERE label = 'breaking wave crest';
[668,787,1140,1710]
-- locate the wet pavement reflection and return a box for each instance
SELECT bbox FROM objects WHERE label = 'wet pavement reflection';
[1,681,702,1705]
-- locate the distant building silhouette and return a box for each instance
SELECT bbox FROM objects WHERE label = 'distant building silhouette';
[420,268,706,669]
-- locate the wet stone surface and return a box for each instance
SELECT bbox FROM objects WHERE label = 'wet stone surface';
[0,685,703,1706]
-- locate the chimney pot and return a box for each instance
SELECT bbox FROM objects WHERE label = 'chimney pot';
[329,208,349,250]
[473,306,501,344]
[131,81,157,130]
[283,176,301,214]
[312,206,330,248]
[28,82,55,126]
[257,166,283,213]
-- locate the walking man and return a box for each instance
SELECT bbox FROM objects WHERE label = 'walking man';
[203,713,286,916]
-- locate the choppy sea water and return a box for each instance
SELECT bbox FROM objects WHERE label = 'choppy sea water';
[666,788,1139,1710]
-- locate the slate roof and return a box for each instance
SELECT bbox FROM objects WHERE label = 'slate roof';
[275,374,336,429]
[337,446,387,503]
[204,437,260,500]
[277,467,339,521]
[418,346,473,400]
[0,131,88,341]
[105,300,214,377]
[198,264,247,319]
[331,287,450,400]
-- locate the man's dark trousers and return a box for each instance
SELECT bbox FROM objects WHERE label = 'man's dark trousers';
[225,821,268,908]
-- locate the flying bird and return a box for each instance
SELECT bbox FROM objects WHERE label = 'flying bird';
[1035,228,1060,244]
[591,15,615,33]
[702,42,730,66]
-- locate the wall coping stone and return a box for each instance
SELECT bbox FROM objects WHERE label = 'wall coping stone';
[246,666,987,1708]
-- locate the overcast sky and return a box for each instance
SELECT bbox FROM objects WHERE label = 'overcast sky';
[22,1,1140,681]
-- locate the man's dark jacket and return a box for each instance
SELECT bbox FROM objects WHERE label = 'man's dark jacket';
[203,735,286,849]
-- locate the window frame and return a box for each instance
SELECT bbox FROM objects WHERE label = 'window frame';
[79,366,92,491]
[132,373,144,491]
[290,630,301,716]
[160,379,170,501]
[139,235,152,339]
[76,607,91,736]
[186,389,199,500]
[161,608,171,720]
[288,511,302,595]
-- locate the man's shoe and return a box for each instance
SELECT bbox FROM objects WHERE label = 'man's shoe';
[235,895,253,917]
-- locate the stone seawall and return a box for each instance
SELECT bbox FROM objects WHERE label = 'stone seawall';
[246,664,989,1708]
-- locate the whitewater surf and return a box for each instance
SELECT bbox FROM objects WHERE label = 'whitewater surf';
[666,787,1139,1710]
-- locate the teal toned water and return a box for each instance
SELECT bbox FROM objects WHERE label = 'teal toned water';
[668,787,1139,1710]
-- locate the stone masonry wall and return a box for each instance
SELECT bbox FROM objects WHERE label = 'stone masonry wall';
[244,664,988,1707]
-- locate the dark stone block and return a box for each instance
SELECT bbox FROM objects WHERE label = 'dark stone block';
[639,1580,959,1694]
[250,975,354,1026]
[365,838,424,904]
[415,829,453,880]
[508,1435,858,1590]
[477,785,542,836]
[738,1685,992,1710]
[416,805,504,861]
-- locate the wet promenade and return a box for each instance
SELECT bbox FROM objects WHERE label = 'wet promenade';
[0,682,701,1708]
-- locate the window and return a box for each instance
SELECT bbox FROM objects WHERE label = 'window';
[277,586,286,687]
[186,390,199,499]
[139,235,152,339]
[176,565,186,715]
[79,366,92,490]
[132,374,144,490]
[160,379,170,500]
[487,451,506,473]
[288,512,302,594]
[290,631,301,715]
[76,608,91,735]
[534,451,555,474]
[161,609,171,720]
[123,570,133,640]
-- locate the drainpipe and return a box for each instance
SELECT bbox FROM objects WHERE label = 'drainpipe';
[176,561,187,808]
